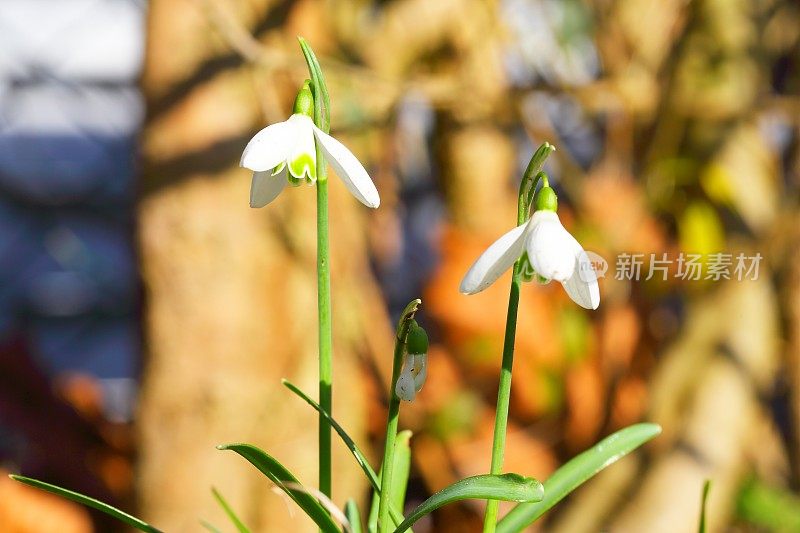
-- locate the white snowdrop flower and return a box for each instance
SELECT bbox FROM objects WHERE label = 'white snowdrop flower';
[240,82,380,209]
[459,186,599,310]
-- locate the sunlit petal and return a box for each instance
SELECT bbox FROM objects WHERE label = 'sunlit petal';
[460,222,531,295]
[312,126,380,208]
[561,251,600,309]
[526,211,581,282]
[240,119,296,172]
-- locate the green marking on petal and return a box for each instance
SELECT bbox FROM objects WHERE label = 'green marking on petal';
[288,174,302,187]
[271,162,286,176]
[289,153,316,182]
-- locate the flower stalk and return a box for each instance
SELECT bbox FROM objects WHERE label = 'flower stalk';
[299,38,334,500]
[378,299,422,532]
[482,143,554,533]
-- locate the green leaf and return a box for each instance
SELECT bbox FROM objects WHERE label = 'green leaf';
[216,443,340,533]
[736,476,800,531]
[698,480,711,533]
[497,423,662,532]
[393,474,543,533]
[298,37,330,133]
[211,487,251,533]
[9,475,162,533]
[369,431,412,533]
[200,520,223,533]
[282,379,407,527]
[345,499,363,533]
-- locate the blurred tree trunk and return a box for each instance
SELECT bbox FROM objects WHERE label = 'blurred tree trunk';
[135,1,390,530]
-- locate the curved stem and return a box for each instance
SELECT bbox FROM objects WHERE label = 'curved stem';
[482,143,554,533]
[378,300,421,533]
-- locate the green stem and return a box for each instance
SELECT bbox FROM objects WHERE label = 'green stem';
[299,37,334,502]
[378,300,421,533]
[482,143,554,533]
[317,175,332,499]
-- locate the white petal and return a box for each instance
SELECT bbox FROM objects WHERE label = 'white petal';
[287,115,317,182]
[460,222,531,295]
[526,211,582,282]
[240,118,296,172]
[395,372,416,402]
[412,354,427,392]
[561,251,600,309]
[250,166,287,208]
[312,126,380,208]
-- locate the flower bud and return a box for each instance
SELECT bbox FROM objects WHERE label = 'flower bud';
[406,320,428,355]
[535,186,558,212]
[292,80,314,119]
[412,353,427,392]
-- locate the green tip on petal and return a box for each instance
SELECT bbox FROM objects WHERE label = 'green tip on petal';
[535,186,558,212]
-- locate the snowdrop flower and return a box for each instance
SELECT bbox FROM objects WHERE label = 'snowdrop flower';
[395,321,429,402]
[240,81,380,209]
[460,185,600,310]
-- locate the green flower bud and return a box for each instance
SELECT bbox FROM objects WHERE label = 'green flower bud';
[535,186,558,212]
[292,80,314,119]
[406,320,429,355]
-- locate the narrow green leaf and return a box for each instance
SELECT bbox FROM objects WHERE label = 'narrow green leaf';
[211,487,251,533]
[200,520,223,533]
[698,480,711,533]
[497,423,662,532]
[298,37,330,133]
[345,499,363,533]
[9,475,162,533]
[282,379,407,527]
[217,443,340,533]
[369,431,413,533]
[393,474,543,533]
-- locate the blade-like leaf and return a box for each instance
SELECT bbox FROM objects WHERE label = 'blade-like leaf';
[497,423,662,532]
[393,474,543,533]
[345,499,363,533]
[698,479,711,533]
[217,443,340,533]
[282,379,407,527]
[211,487,251,533]
[200,520,223,533]
[9,475,162,533]
[369,431,412,533]
[298,37,330,132]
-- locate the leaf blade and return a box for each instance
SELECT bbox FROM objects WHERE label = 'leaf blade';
[211,487,251,533]
[282,379,407,527]
[217,443,340,533]
[497,423,662,532]
[9,475,162,533]
[393,474,543,533]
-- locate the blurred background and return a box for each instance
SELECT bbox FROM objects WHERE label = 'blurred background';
[1,0,799,531]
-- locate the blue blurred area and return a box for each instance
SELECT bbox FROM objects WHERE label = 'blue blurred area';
[0,0,146,422]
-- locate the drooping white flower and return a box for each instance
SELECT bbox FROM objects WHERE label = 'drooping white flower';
[240,86,380,208]
[459,188,599,310]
